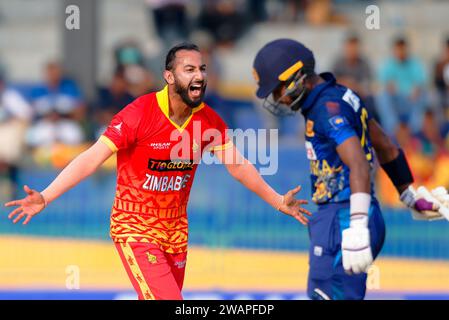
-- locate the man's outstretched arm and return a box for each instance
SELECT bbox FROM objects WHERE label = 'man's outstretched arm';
[213,142,311,225]
[4,140,114,224]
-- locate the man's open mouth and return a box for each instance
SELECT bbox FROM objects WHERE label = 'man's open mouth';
[189,83,203,98]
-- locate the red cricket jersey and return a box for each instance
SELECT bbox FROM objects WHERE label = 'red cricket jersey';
[100,85,231,253]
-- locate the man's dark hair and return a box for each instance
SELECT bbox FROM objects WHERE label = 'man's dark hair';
[394,36,407,47]
[165,42,200,71]
[346,33,360,44]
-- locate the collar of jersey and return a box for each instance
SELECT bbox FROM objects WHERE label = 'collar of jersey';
[300,72,336,115]
[156,85,205,132]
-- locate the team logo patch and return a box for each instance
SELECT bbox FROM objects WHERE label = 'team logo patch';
[306,120,315,137]
[146,253,157,264]
[313,246,323,257]
[113,122,122,131]
[329,116,348,130]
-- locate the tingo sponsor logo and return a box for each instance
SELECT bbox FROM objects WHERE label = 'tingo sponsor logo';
[147,159,194,172]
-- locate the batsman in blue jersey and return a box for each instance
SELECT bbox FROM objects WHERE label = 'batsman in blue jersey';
[252,39,449,300]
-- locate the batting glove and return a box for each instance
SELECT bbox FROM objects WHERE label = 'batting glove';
[342,214,373,275]
[400,186,449,221]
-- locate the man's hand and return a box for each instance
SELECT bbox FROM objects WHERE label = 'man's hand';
[342,215,373,274]
[4,185,46,225]
[400,185,449,221]
[278,185,312,225]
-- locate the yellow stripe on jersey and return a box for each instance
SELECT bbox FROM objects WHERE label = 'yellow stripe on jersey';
[156,85,205,132]
[99,135,118,153]
[119,242,155,300]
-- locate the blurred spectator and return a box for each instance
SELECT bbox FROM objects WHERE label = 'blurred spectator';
[27,61,85,147]
[247,0,267,23]
[265,0,309,22]
[408,110,449,189]
[400,110,447,185]
[376,37,428,135]
[414,110,445,155]
[114,41,157,97]
[332,34,379,121]
[0,67,33,199]
[146,0,189,47]
[394,120,413,154]
[197,0,248,48]
[305,0,332,25]
[114,40,146,68]
[433,37,449,113]
[378,110,449,206]
[123,64,157,97]
[93,67,135,139]
[264,0,346,25]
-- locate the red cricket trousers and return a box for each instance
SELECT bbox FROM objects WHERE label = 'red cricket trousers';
[114,242,187,300]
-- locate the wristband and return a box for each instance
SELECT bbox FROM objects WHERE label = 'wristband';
[381,149,414,188]
[350,193,371,228]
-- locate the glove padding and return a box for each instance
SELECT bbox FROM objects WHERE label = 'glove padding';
[400,186,449,221]
[341,226,373,274]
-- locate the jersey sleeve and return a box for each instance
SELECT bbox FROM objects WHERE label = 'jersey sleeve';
[316,100,357,146]
[205,110,232,153]
[100,100,142,152]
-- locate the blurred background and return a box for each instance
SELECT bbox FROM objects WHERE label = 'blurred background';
[0,0,449,300]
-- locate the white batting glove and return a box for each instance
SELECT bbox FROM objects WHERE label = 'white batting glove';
[426,187,449,221]
[401,186,449,221]
[342,214,373,275]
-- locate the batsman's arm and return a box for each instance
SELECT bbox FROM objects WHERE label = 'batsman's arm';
[367,119,449,220]
[336,135,371,195]
[213,142,311,225]
[368,119,413,194]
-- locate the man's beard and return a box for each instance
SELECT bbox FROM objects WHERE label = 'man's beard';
[174,78,207,108]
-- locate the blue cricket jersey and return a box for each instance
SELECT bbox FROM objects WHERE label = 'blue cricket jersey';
[300,72,376,204]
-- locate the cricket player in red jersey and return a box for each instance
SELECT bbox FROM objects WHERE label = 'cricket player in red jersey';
[4,43,311,300]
